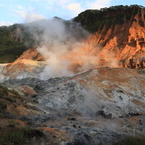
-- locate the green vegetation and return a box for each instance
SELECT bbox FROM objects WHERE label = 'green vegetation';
[0,100,7,112]
[2,86,9,95]
[0,25,26,63]
[5,96,16,102]
[112,136,145,145]
[8,120,18,127]
[0,23,35,63]
[10,89,19,97]
[73,5,145,33]
[0,127,44,145]
[0,85,20,116]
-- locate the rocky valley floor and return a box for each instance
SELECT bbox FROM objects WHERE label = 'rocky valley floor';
[0,67,145,145]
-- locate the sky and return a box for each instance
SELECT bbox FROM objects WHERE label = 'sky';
[0,0,145,26]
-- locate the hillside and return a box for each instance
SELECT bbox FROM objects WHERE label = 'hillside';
[1,5,145,145]
[0,23,36,63]
[1,5,145,68]
[0,24,23,63]
[2,5,145,79]
[74,5,145,33]
[74,5,145,68]
[0,67,145,144]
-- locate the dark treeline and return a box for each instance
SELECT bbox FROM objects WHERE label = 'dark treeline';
[73,5,145,32]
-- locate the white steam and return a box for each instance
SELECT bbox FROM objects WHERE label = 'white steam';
[24,17,119,79]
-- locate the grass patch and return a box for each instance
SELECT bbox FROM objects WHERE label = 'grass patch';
[8,120,18,127]
[0,54,17,63]
[10,89,19,97]
[0,127,44,145]
[0,100,7,112]
[112,136,145,145]
[5,96,16,102]
[2,87,9,95]
[0,90,4,98]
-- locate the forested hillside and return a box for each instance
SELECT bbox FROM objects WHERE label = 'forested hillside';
[73,5,145,32]
[0,24,32,63]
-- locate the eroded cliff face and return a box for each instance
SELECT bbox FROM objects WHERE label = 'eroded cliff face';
[74,5,145,69]
[16,47,44,61]
[84,14,145,68]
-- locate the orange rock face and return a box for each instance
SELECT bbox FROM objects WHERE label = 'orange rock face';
[85,13,145,68]
[16,47,44,61]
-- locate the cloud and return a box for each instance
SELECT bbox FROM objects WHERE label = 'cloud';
[12,5,46,23]
[56,0,70,5]
[87,0,112,9]
[17,11,46,23]
[66,3,83,14]
[31,0,41,1]
[0,21,12,26]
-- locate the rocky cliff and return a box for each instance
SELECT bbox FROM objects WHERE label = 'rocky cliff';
[74,5,145,69]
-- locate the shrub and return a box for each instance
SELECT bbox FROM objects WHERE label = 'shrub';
[11,89,19,97]
[8,120,17,127]
[6,96,16,102]
[0,127,44,145]
[0,100,7,112]
[0,90,4,98]
[3,87,9,95]
[0,113,4,118]
[8,131,24,145]
[112,136,145,145]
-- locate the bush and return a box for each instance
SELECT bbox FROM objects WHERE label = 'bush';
[0,100,7,111]
[3,87,9,95]
[0,127,44,145]
[8,120,17,127]
[11,89,19,97]
[0,90,4,98]
[0,131,23,145]
[6,96,16,102]
[113,136,145,145]
[0,113,4,118]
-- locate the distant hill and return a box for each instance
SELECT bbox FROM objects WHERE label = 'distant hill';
[0,24,23,63]
[0,23,35,63]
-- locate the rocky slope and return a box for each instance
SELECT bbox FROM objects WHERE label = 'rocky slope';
[74,5,145,68]
[1,5,145,145]
[0,48,45,81]
[1,68,145,144]
[5,5,145,73]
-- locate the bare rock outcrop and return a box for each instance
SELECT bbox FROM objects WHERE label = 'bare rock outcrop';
[2,68,145,144]
[74,5,145,69]
[1,59,46,80]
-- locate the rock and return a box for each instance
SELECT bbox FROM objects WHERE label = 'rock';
[96,110,112,119]
[67,116,77,121]
[1,67,145,144]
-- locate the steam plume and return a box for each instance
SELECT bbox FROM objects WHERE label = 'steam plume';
[24,17,119,79]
